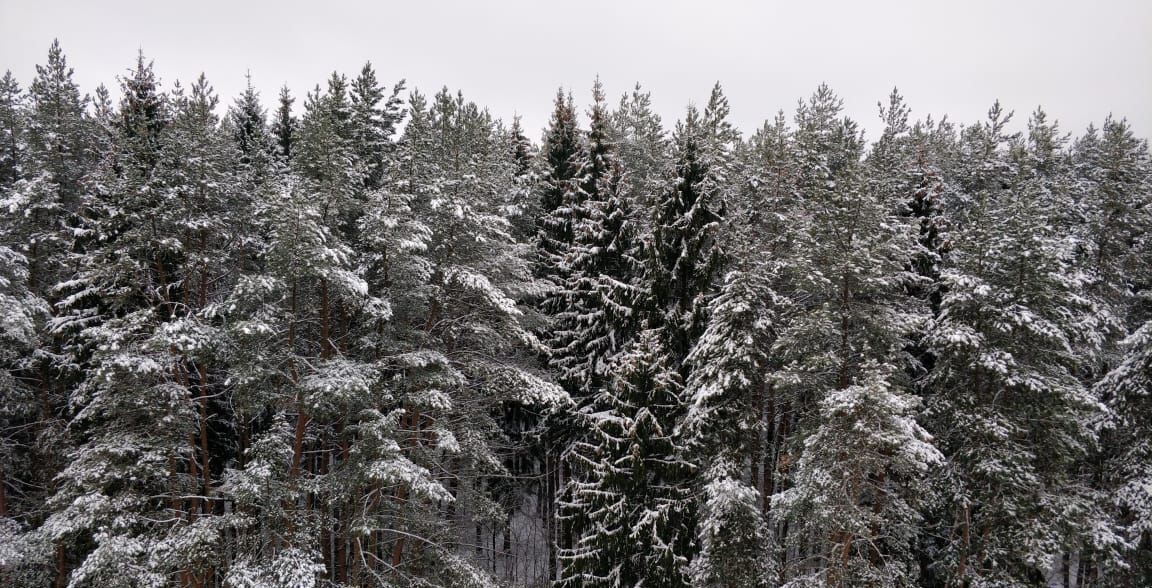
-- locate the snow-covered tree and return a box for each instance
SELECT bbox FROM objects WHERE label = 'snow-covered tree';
[922,104,1111,587]
[0,71,24,192]
[42,53,193,587]
[227,73,274,185]
[271,85,297,163]
[559,329,694,588]
[0,243,51,585]
[349,62,404,192]
[682,269,780,588]
[0,41,93,551]
[535,89,582,283]
[1097,319,1152,587]
[766,85,938,587]
[649,83,736,368]
[547,79,644,396]
[609,83,669,218]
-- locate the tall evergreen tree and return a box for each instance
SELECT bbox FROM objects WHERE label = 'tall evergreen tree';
[535,89,581,282]
[270,84,297,163]
[682,269,779,588]
[42,52,190,587]
[649,83,736,368]
[922,104,1110,587]
[609,83,669,219]
[1097,318,1152,588]
[227,72,273,182]
[0,71,24,192]
[770,85,940,588]
[0,42,94,558]
[547,79,643,396]
[349,62,404,192]
[559,330,694,588]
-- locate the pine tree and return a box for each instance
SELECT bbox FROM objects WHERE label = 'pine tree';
[609,83,669,218]
[0,243,50,585]
[0,42,94,557]
[768,85,939,587]
[295,73,360,236]
[922,104,1109,586]
[1074,116,1152,341]
[220,170,387,587]
[353,87,564,584]
[1097,319,1152,587]
[0,52,1149,588]
[0,71,24,192]
[774,364,941,588]
[1074,116,1152,587]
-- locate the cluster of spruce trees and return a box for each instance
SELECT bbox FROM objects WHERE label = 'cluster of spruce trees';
[0,42,1149,588]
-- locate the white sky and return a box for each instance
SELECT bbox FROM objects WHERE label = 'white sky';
[2,0,1150,142]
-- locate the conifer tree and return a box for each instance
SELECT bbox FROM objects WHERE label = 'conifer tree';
[1074,116,1152,341]
[349,62,404,192]
[609,83,668,217]
[505,115,538,242]
[770,85,940,587]
[535,89,581,281]
[650,83,736,368]
[559,329,694,588]
[42,52,192,587]
[0,42,93,551]
[0,71,24,192]
[227,72,273,182]
[0,53,1147,588]
[682,269,779,588]
[923,105,1109,586]
[547,79,643,396]
[0,244,49,585]
[295,73,360,235]
[1097,318,1152,587]
[271,84,297,163]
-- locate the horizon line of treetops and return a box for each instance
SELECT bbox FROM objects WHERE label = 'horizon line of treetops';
[1,40,1150,588]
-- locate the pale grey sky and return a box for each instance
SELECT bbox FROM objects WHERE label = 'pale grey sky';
[2,0,1150,142]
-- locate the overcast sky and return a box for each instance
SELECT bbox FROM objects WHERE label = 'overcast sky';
[2,0,1150,142]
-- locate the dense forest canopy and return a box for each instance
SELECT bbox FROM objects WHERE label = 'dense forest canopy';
[1,42,1150,588]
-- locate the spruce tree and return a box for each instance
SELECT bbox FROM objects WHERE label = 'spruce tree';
[650,83,736,368]
[559,330,694,588]
[505,115,538,242]
[42,53,191,587]
[535,89,581,282]
[547,79,643,396]
[349,62,404,192]
[227,72,273,182]
[270,84,297,163]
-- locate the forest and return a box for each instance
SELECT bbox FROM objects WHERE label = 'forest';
[0,41,1150,588]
